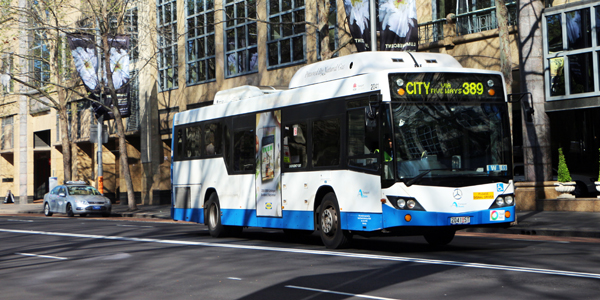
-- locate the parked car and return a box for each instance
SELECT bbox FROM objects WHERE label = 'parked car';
[43,181,112,217]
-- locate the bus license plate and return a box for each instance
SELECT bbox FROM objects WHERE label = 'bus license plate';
[450,216,470,225]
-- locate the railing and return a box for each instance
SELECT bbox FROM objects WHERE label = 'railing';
[456,2,518,36]
[418,2,518,44]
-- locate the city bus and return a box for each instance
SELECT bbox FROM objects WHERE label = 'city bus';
[171,51,515,249]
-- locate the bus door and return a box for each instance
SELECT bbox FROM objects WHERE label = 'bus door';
[255,111,283,217]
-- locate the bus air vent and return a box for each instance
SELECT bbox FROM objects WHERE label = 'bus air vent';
[425,59,438,64]
[392,58,404,63]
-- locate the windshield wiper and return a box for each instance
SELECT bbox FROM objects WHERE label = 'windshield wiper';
[405,170,431,187]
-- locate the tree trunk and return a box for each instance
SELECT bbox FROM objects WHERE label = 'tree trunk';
[495,0,513,95]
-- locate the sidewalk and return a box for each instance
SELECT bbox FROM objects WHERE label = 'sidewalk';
[1,202,599,239]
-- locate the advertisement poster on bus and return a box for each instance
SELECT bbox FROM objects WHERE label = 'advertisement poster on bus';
[255,111,282,217]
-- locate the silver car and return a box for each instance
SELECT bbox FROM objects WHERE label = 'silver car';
[43,181,112,217]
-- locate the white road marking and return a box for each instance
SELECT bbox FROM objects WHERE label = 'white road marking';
[6,219,33,222]
[15,252,67,260]
[2,228,600,279]
[116,224,154,228]
[227,277,242,280]
[286,285,400,300]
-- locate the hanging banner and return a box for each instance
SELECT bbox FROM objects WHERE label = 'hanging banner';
[67,34,131,119]
[378,0,418,51]
[255,111,282,218]
[343,0,372,52]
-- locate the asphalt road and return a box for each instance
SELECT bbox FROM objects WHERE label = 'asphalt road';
[1,215,600,300]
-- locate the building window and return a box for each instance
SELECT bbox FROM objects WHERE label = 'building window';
[125,8,139,62]
[157,0,178,91]
[1,116,14,150]
[224,0,258,77]
[455,0,517,36]
[0,54,13,94]
[31,30,50,88]
[187,0,215,85]
[317,0,338,60]
[267,0,306,68]
[544,5,600,100]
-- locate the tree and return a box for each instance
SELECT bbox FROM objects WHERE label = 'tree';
[0,0,81,184]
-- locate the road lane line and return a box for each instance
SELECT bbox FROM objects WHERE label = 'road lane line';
[15,252,67,260]
[286,285,400,300]
[6,219,33,222]
[2,228,600,279]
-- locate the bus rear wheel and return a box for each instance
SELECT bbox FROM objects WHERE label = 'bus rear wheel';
[318,193,351,249]
[424,229,456,246]
[206,194,226,238]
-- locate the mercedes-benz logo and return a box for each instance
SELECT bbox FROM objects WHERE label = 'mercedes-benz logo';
[453,189,463,200]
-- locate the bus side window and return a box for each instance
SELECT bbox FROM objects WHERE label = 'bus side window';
[176,128,184,160]
[347,109,378,170]
[283,123,307,169]
[233,129,255,172]
[185,125,202,158]
[204,122,222,156]
[223,124,231,169]
[312,118,340,167]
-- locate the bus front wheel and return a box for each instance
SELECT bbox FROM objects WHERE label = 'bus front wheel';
[424,229,456,246]
[206,194,226,238]
[318,193,351,249]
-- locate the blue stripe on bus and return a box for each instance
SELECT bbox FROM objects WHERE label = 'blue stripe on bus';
[172,205,515,231]
[381,204,515,227]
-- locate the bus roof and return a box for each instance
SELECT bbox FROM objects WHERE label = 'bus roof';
[288,52,463,89]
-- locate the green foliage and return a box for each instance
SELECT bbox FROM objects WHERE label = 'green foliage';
[557,148,571,182]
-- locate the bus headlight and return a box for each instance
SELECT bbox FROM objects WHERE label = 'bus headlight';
[397,199,406,209]
[386,196,425,211]
[495,197,504,207]
[504,195,514,205]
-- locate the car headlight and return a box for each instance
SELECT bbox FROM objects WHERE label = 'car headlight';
[75,199,89,205]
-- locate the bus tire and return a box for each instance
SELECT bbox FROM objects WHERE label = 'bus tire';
[206,194,226,238]
[318,193,351,249]
[424,229,456,246]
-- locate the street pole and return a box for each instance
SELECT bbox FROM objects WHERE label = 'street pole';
[369,0,377,51]
[97,114,103,194]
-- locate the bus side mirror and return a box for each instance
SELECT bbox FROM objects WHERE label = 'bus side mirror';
[365,107,377,127]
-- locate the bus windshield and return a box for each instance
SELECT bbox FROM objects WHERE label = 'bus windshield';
[388,72,512,185]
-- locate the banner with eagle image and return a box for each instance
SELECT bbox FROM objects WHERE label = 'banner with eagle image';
[344,0,418,52]
[67,33,131,119]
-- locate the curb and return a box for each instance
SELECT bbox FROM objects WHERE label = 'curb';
[462,227,600,239]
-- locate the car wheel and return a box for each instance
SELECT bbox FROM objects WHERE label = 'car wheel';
[44,203,52,217]
[318,193,352,249]
[66,203,74,217]
[424,229,456,246]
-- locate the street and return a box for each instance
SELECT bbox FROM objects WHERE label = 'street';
[1,215,600,300]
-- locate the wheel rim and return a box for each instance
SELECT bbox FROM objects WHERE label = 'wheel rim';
[321,207,335,235]
[44,204,49,214]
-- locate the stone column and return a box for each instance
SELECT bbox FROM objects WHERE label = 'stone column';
[517,0,554,201]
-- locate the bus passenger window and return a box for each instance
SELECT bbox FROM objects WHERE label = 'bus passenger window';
[204,123,222,156]
[283,123,307,169]
[185,125,202,158]
[233,129,255,172]
[176,128,184,160]
[313,118,340,167]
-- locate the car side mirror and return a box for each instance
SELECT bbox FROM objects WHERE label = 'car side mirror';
[58,193,66,197]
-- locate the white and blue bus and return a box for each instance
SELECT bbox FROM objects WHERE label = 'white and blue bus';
[171,51,515,249]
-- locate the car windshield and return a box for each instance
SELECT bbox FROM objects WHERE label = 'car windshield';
[67,186,101,196]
